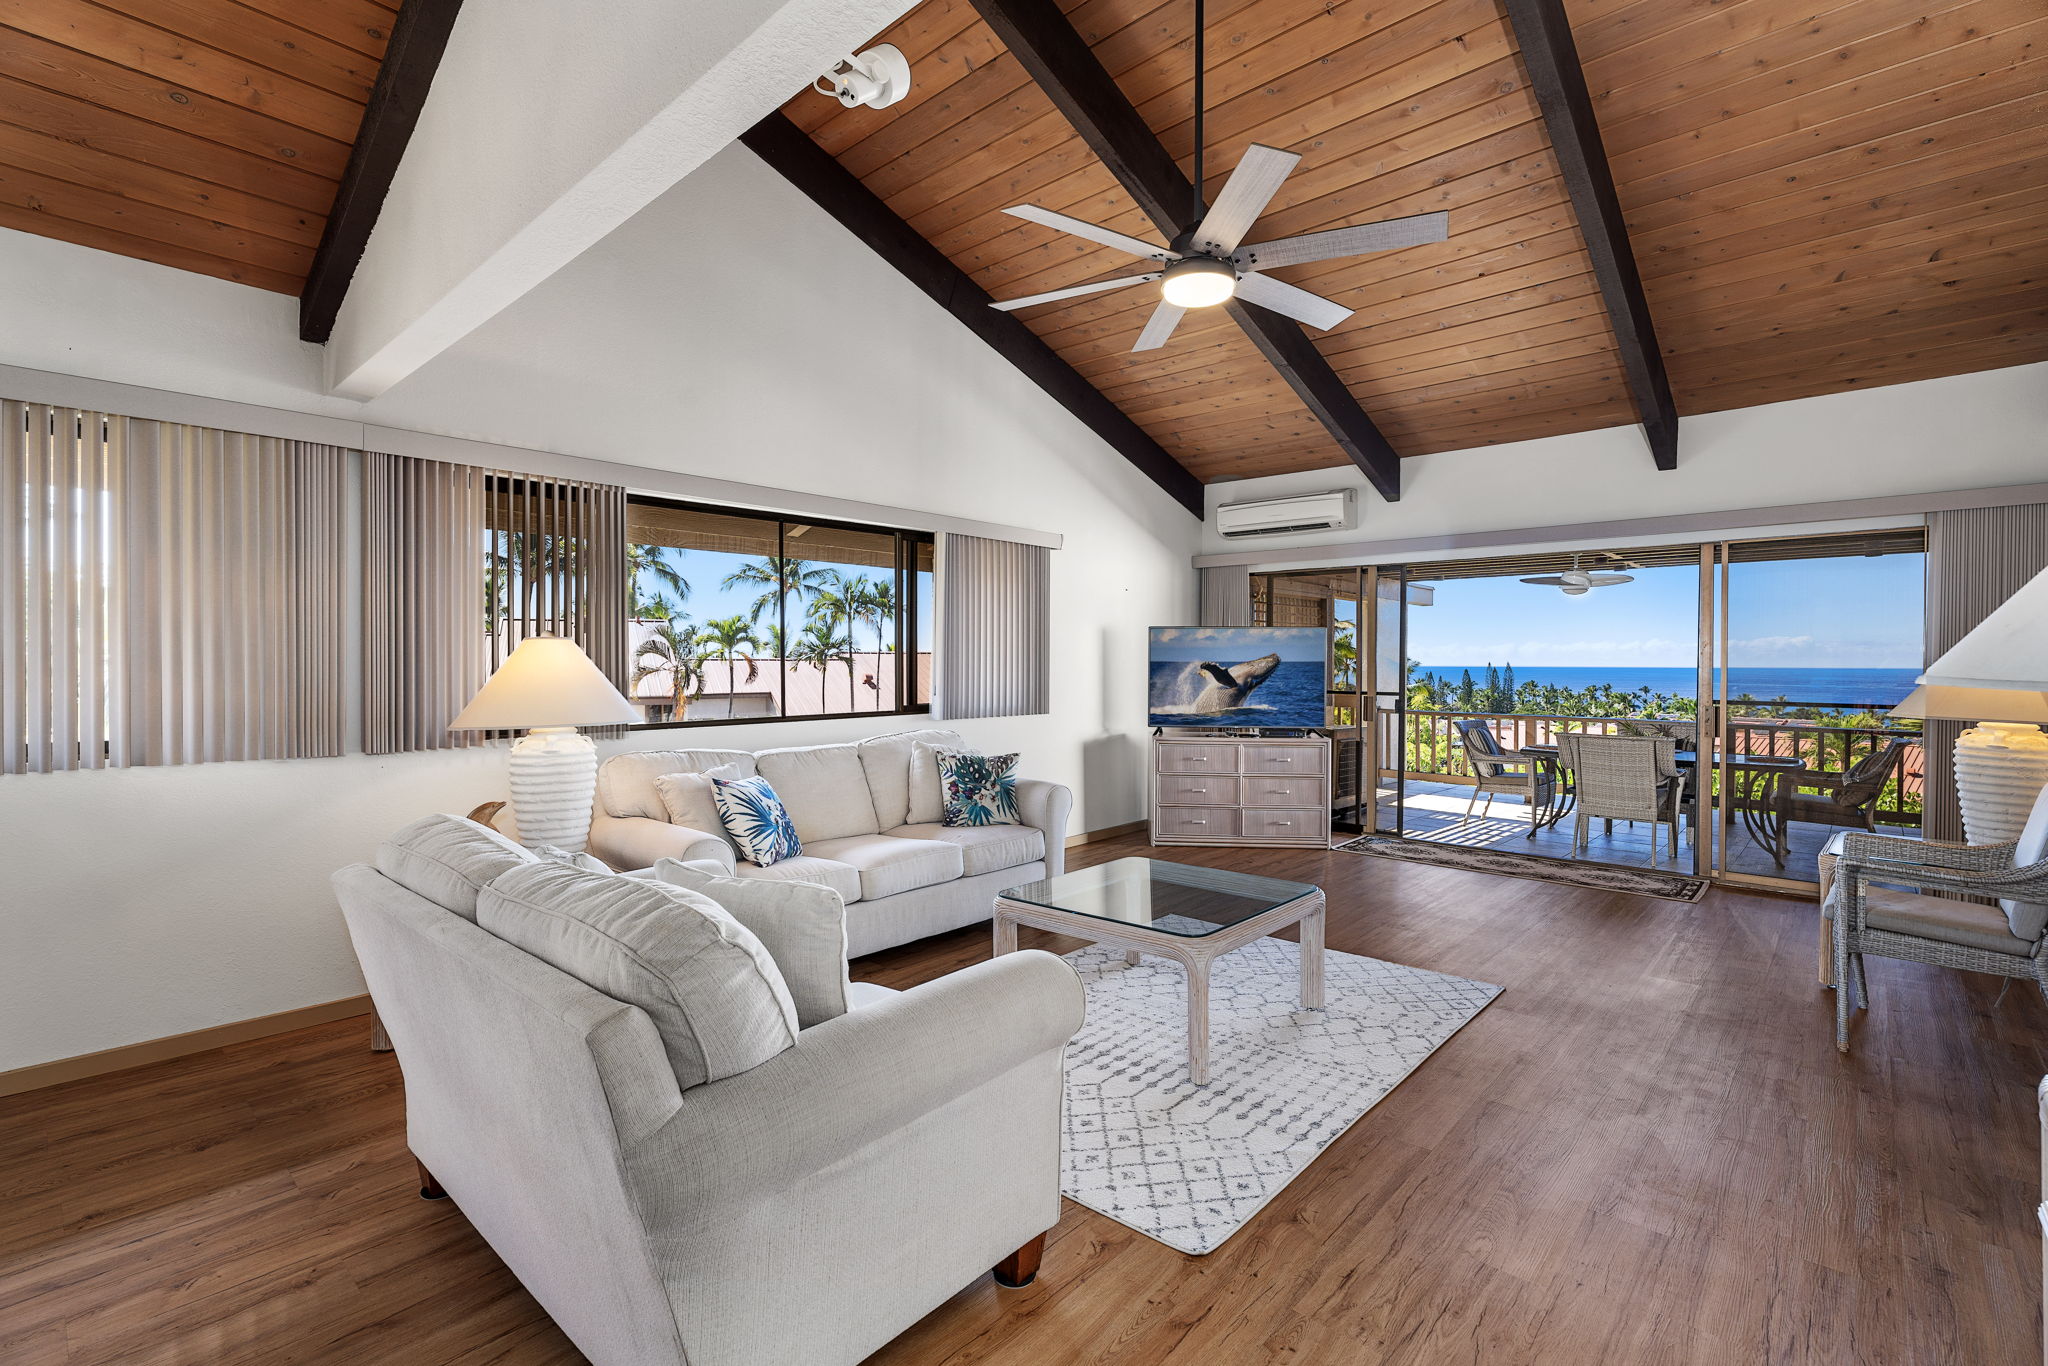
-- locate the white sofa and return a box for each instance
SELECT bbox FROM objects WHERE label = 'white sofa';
[586,729,1072,957]
[335,814,1085,1366]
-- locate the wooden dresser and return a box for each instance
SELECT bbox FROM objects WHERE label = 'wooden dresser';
[1150,733,1332,850]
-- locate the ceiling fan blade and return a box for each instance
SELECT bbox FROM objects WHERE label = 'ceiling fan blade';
[1231,272,1353,331]
[989,274,1160,311]
[1232,211,1449,271]
[1001,204,1173,260]
[1131,301,1187,351]
[1189,144,1301,254]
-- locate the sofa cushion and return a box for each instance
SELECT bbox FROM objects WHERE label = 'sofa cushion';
[856,728,967,829]
[846,981,900,1010]
[886,823,1045,877]
[754,744,881,843]
[598,749,758,821]
[375,813,535,921]
[711,775,804,867]
[2001,782,2048,941]
[727,855,864,906]
[1824,880,2036,956]
[803,834,963,901]
[908,738,970,825]
[654,763,745,842]
[479,862,799,1090]
[653,859,851,1029]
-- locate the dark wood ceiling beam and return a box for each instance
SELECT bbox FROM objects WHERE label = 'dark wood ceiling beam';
[299,0,467,343]
[740,112,1204,517]
[969,0,1403,502]
[1500,0,1679,470]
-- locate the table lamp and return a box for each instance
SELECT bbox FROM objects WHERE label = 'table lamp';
[449,636,640,852]
[1889,564,2048,844]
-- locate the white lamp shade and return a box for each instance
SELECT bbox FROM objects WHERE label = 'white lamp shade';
[449,636,639,731]
[1919,564,2048,692]
[1888,684,2048,725]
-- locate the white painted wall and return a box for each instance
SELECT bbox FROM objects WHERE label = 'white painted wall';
[325,0,916,398]
[0,146,1200,1072]
[1201,362,2048,562]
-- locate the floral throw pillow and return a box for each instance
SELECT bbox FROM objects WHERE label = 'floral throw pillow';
[711,775,803,866]
[937,751,1021,827]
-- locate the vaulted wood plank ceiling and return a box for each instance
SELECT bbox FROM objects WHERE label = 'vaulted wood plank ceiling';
[0,0,399,293]
[783,0,2048,483]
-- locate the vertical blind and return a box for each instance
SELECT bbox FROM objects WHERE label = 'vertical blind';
[936,533,1050,720]
[0,400,346,773]
[1924,503,2048,842]
[1197,564,1252,627]
[363,453,628,754]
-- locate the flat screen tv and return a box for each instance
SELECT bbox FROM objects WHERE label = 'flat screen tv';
[1149,627,1327,729]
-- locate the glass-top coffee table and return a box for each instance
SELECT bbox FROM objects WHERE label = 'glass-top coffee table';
[994,857,1325,1084]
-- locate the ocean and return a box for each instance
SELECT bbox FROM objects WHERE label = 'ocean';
[1149,658,1327,728]
[1411,665,1920,707]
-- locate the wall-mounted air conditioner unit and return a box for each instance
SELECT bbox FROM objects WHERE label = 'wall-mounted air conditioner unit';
[1214,490,1353,539]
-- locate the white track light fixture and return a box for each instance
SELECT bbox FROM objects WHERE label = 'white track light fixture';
[815,44,911,110]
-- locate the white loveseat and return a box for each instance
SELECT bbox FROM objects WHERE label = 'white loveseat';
[335,814,1084,1366]
[587,729,1072,957]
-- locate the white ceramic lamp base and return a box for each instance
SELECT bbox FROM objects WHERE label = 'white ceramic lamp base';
[1953,723,2048,846]
[507,726,599,852]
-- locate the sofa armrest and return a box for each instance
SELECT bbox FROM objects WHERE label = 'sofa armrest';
[1014,779,1073,877]
[588,814,735,874]
[626,950,1083,1215]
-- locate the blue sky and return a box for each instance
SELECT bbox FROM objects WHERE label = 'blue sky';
[633,545,932,648]
[1406,552,1925,670]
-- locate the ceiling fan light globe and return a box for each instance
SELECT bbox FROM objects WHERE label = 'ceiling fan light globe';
[1561,585,1590,596]
[1160,257,1236,308]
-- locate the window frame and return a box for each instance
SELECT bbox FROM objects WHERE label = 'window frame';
[624,494,934,732]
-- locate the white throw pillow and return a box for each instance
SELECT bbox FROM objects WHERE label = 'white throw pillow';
[479,862,799,1090]
[907,739,969,825]
[654,762,744,837]
[856,728,968,828]
[655,858,852,1028]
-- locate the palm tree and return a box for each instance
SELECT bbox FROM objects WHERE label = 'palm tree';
[791,619,852,714]
[697,615,762,714]
[853,577,897,709]
[632,614,705,720]
[628,544,690,617]
[721,556,832,626]
[806,573,864,712]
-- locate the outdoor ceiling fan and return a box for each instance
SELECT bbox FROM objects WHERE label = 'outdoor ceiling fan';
[1521,555,1636,596]
[986,0,1448,351]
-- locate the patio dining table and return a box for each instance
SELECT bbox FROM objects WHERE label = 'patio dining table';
[1515,744,1807,864]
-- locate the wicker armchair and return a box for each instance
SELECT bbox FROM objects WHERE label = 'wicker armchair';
[1557,733,1687,865]
[1824,781,2048,1053]
[1785,737,1914,831]
[1454,719,1554,835]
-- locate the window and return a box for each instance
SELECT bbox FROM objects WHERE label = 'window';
[624,497,933,727]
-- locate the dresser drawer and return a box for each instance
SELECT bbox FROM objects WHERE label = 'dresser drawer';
[1239,807,1328,842]
[1242,743,1327,776]
[1155,806,1239,839]
[1157,743,1240,775]
[1157,774,1240,806]
[1240,775,1325,807]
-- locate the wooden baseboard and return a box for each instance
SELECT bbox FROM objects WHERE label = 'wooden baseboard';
[0,995,373,1099]
[1066,819,1147,849]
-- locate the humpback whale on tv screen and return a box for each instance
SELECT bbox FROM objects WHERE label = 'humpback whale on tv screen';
[1148,627,1326,729]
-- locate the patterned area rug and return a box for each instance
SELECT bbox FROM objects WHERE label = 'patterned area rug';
[1060,933,1500,1255]
[1336,833,1711,903]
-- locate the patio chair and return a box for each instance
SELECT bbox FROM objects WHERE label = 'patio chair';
[1823,780,2048,1053]
[1453,719,1554,835]
[1619,717,1699,747]
[1557,733,1687,865]
[1784,737,1915,832]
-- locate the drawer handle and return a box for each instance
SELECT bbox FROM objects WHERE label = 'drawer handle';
[1189,819,1206,825]
[1274,821,1293,827]
[1188,756,1209,762]
[1188,787,1207,794]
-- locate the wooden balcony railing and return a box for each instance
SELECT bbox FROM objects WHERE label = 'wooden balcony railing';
[1373,708,1925,827]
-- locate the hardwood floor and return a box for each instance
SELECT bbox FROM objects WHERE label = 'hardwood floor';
[3,833,2042,1365]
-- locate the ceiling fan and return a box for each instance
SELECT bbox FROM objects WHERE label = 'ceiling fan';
[1521,555,1636,596]
[987,0,1449,351]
